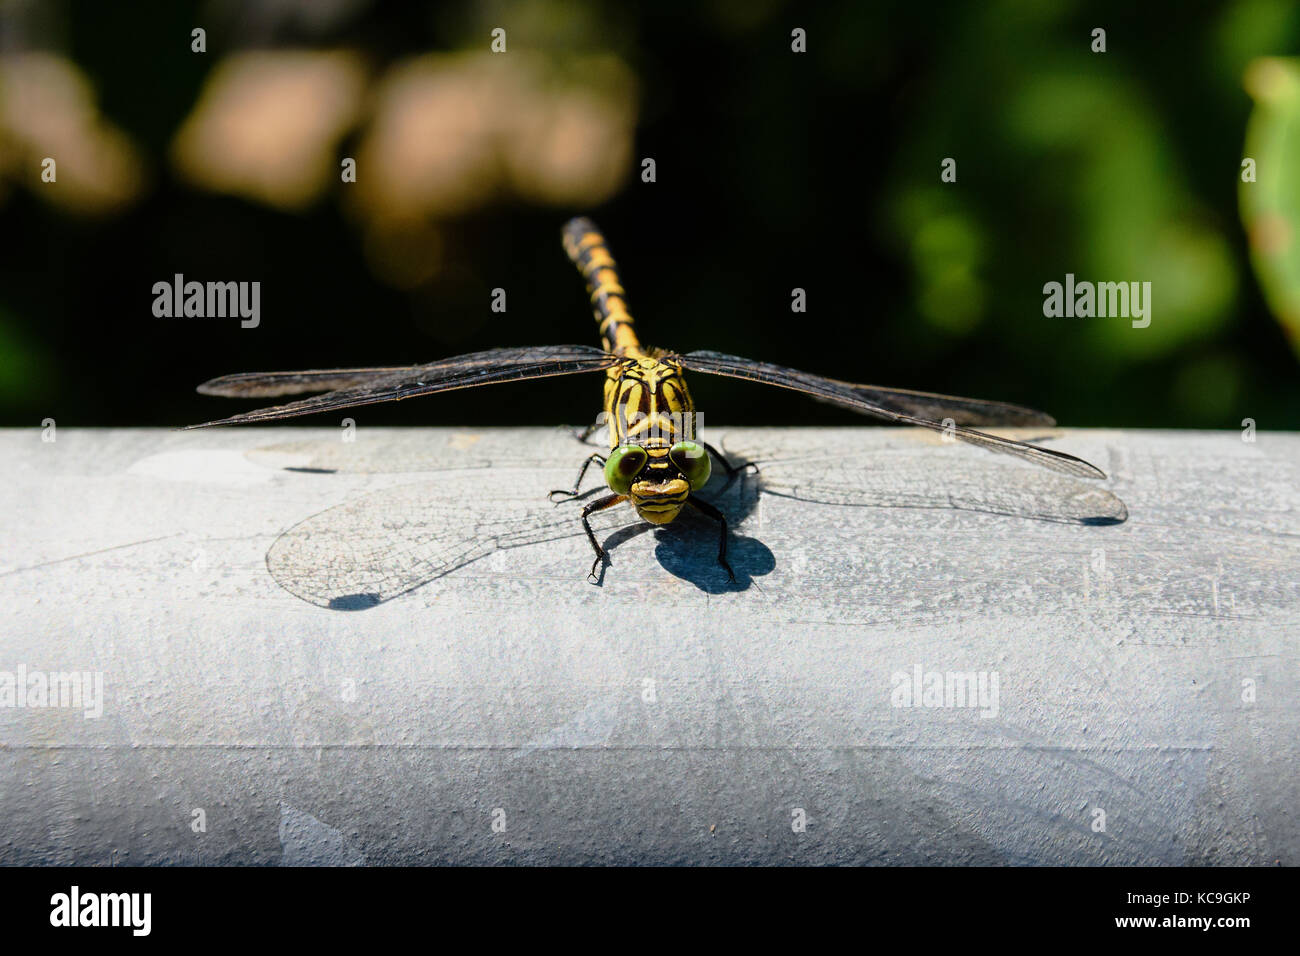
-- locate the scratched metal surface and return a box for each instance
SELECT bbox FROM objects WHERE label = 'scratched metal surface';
[0,426,1295,865]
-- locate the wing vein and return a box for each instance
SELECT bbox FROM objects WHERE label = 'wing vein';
[186,345,615,428]
[678,350,1106,479]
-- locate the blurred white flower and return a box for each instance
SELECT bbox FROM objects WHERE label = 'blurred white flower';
[0,52,144,214]
[350,52,636,224]
[170,50,366,209]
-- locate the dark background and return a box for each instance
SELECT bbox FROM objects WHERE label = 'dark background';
[1,0,1297,429]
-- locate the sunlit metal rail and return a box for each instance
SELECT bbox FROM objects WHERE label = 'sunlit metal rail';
[0,426,1295,864]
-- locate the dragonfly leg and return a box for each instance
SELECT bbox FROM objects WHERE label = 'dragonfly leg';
[573,417,606,446]
[703,441,738,477]
[581,493,626,582]
[549,453,607,503]
[687,494,736,583]
[704,441,760,491]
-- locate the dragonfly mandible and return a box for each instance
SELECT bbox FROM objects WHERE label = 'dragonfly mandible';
[187,217,1108,583]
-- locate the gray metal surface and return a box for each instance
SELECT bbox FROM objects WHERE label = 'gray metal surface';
[0,425,1295,865]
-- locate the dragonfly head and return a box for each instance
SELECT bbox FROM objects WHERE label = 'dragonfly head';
[604,441,711,524]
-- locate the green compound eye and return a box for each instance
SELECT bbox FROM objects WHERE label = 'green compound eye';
[604,445,648,494]
[669,440,711,490]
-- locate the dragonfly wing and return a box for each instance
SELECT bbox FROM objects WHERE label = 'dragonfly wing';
[197,367,416,398]
[747,451,1127,524]
[187,345,616,428]
[265,477,635,608]
[679,351,1106,479]
[819,380,1055,427]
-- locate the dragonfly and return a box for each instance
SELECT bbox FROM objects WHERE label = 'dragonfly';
[188,217,1110,583]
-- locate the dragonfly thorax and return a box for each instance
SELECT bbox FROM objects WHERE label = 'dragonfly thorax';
[604,356,695,450]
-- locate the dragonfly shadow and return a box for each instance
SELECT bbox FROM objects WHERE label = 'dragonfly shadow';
[668,470,773,592]
[259,463,774,609]
[327,592,383,611]
[653,525,775,593]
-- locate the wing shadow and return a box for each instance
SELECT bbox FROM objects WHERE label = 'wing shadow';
[253,432,1125,610]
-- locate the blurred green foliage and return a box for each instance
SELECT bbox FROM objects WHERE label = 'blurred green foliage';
[1241,55,1300,358]
[0,0,1296,429]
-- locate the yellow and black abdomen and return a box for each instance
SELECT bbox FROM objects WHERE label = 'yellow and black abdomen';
[562,217,642,357]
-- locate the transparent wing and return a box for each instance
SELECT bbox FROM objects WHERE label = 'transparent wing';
[243,430,569,474]
[819,381,1055,427]
[186,345,616,428]
[679,351,1105,479]
[197,367,417,398]
[724,439,1127,525]
[265,477,636,608]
